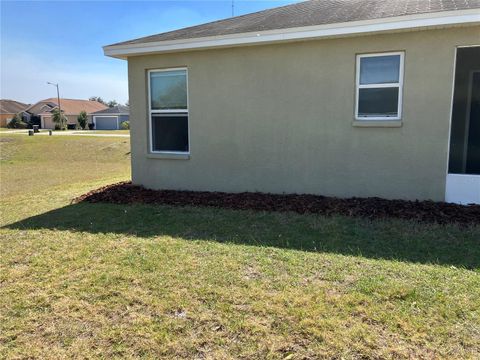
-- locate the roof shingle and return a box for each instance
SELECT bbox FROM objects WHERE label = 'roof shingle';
[27,98,108,116]
[91,105,129,115]
[111,0,480,46]
[0,100,29,114]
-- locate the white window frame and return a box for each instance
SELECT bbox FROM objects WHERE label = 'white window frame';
[355,51,404,121]
[147,67,189,154]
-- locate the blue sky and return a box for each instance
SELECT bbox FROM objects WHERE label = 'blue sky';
[1,0,297,104]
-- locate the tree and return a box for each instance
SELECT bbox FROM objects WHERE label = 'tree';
[77,110,88,130]
[89,96,106,105]
[90,96,122,108]
[120,121,129,130]
[51,108,67,130]
[7,113,28,129]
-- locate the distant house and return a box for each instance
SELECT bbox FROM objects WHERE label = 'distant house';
[27,98,108,129]
[90,105,129,130]
[103,0,480,205]
[0,100,30,127]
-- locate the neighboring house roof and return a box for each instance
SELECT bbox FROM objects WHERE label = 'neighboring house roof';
[0,99,30,114]
[104,0,480,58]
[91,105,129,115]
[28,98,108,116]
[26,101,56,115]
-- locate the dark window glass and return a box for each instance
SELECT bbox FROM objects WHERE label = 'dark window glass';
[465,71,480,174]
[360,55,400,84]
[358,88,399,117]
[152,114,189,152]
[150,70,187,110]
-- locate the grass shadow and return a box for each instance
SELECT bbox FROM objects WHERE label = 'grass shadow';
[4,202,480,269]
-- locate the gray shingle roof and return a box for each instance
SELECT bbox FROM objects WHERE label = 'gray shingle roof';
[91,105,129,115]
[111,0,480,46]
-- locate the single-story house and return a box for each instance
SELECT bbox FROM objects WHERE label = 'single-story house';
[0,99,30,127]
[27,98,108,129]
[103,0,480,204]
[90,105,129,130]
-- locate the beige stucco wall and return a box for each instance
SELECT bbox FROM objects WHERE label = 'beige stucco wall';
[42,114,94,129]
[127,26,480,201]
[0,114,14,127]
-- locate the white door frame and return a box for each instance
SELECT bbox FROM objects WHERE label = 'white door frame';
[445,45,480,205]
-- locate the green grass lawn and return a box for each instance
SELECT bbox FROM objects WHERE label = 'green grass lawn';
[0,129,130,135]
[1,134,479,359]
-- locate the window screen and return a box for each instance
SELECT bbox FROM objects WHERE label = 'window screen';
[149,69,189,153]
[358,88,399,117]
[359,55,401,84]
[356,53,403,120]
[152,114,189,152]
[150,70,187,110]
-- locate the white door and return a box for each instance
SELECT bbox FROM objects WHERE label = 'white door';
[446,47,480,204]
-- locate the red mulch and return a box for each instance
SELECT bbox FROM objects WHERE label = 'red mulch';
[74,181,480,225]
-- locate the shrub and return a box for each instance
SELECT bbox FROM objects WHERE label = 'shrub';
[51,108,67,130]
[77,111,88,129]
[120,121,130,130]
[7,114,28,129]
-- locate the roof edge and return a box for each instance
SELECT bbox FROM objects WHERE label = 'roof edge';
[103,9,480,59]
[91,113,130,115]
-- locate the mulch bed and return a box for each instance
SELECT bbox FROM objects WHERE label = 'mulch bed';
[74,181,480,225]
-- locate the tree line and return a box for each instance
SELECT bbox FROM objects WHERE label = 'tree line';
[89,96,129,108]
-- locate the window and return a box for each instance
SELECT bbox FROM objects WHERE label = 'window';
[148,68,189,153]
[355,52,404,120]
